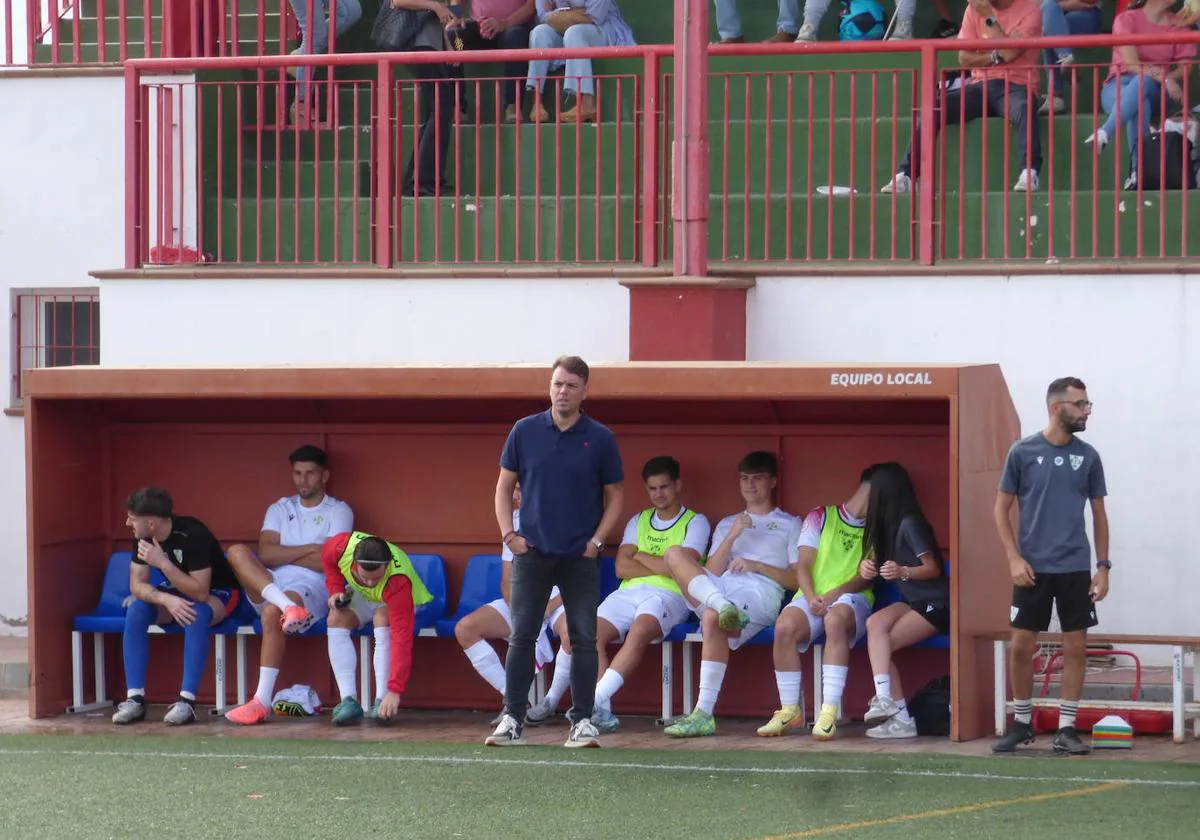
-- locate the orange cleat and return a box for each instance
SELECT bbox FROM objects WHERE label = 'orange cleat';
[224,697,270,726]
[281,604,315,635]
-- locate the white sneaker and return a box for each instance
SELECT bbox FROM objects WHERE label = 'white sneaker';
[866,715,918,739]
[524,696,556,726]
[863,695,901,725]
[889,20,913,39]
[112,698,146,725]
[881,173,912,194]
[484,713,527,746]
[1040,95,1065,114]
[1013,168,1039,192]
[1085,128,1109,153]
[564,717,600,748]
[163,700,196,726]
[795,22,817,42]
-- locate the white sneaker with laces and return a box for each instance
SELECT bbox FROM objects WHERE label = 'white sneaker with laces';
[163,700,196,726]
[866,715,918,739]
[863,695,901,725]
[564,717,600,748]
[485,713,527,746]
[1013,168,1039,192]
[112,698,146,725]
[889,20,913,39]
[524,697,555,726]
[881,173,912,194]
[795,22,817,42]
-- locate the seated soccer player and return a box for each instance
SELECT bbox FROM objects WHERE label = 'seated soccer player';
[454,482,556,721]
[758,466,877,740]
[662,451,802,738]
[323,531,433,725]
[589,455,710,733]
[224,444,354,725]
[113,486,241,726]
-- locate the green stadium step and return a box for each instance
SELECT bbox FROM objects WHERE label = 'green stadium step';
[33,41,153,62]
[51,16,162,46]
[79,0,162,17]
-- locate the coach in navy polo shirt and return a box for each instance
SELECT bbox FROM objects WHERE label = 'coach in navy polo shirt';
[485,356,624,749]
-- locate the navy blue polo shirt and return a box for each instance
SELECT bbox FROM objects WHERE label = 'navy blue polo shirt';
[500,409,624,556]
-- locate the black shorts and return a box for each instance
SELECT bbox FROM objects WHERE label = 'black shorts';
[1011,571,1097,633]
[909,600,950,636]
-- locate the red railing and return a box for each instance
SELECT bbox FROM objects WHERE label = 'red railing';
[10,290,100,405]
[120,32,1200,269]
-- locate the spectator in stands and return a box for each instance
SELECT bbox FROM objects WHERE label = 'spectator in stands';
[713,0,800,43]
[856,462,949,740]
[992,377,1109,756]
[453,482,559,719]
[882,0,1043,194]
[588,456,711,733]
[445,1,537,122]
[1084,0,1197,189]
[757,467,876,739]
[1038,0,1102,114]
[486,355,624,749]
[223,445,354,725]
[112,487,240,727]
[662,452,802,738]
[524,0,636,122]
[288,0,364,124]
[323,531,434,725]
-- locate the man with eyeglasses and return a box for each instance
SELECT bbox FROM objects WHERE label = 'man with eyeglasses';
[322,531,434,726]
[992,376,1109,756]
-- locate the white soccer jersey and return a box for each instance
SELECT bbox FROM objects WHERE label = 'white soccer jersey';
[709,507,802,596]
[261,495,354,547]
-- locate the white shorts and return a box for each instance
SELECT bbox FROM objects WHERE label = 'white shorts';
[339,593,386,628]
[250,565,330,621]
[546,585,564,628]
[782,592,872,653]
[482,597,513,632]
[693,571,785,651]
[597,586,691,641]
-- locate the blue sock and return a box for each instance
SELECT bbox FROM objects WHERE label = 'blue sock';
[180,601,214,697]
[122,599,156,693]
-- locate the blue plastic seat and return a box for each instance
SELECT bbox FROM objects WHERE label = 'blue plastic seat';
[435,553,504,637]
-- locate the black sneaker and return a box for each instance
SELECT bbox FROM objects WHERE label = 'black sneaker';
[1053,725,1092,755]
[991,720,1036,753]
[931,18,959,38]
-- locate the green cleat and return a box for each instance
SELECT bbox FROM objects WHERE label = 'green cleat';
[367,699,395,726]
[717,603,749,633]
[663,708,717,738]
[331,696,364,727]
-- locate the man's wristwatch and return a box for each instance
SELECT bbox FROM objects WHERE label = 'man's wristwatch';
[590,538,604,552]
[1096,559,1112,570]
[990,49,1002,65]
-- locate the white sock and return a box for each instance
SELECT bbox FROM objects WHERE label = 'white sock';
[695,660,727,715]
[687,575,730,613]
[372,626,390,703]
[1059,701,1079,730]
[775,670,802,708]
[127,688,145,700]
[465,640,507,696]
[895,699,913,724]
[179,690,196,702]
[873,674,892,700]
[545,649,572,707]
[594,668,624,710]
[327,627,357,699]
[1013,698,1033,725]
[823,664,849,709]
[254,666,280,706]
[260,582,295,612]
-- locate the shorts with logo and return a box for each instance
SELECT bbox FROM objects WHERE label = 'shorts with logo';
[249,564,330,621]
[693,571,785,651]
[782,592,872,652]
[155,583,240,623]
[1011,570,1097,633]
[908,599,950,636]
[597,585,691,640]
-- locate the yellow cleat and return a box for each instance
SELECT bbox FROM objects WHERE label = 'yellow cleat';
[811,703,838,741]
[756,705,805,737]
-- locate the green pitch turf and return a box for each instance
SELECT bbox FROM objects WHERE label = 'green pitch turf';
[1,734,1197,839]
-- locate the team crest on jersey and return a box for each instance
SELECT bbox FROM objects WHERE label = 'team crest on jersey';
[173,549,184,565]
[1070,455,1084,471]
[765,521,779,530]
[841,534,858,552]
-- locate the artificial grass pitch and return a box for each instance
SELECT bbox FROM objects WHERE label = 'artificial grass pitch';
[1,734,1197,839]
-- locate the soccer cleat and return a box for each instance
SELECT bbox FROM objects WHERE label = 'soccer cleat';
[280,604,316,635]
[664,708,717,738]
[863,695,901,725]
[591,706,621,734]
[331,696,364,727]
[811,703,838,741]
[564,717,601,748]
[866,716,918,739]
[756,705,805,737]
[1053,725,1091,755]
[717,603,748,633]
[524,697,556,726]
[112,698,147,725]
[224,697,270,725]
[485,713,526,746]
[163,700,197,726]
[991,720,1036,753]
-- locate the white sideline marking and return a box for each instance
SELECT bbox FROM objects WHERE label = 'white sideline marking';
[0,747,1197,789]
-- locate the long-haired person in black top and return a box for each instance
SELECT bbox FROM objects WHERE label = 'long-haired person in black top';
[856,462,950,739]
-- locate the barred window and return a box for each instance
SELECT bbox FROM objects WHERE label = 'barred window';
[11,290,100,405]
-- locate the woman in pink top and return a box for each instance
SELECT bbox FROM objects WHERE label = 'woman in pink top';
[1086,0,1197,172]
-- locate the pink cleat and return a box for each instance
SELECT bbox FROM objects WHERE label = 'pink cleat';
[281,604,315,635]
[224,697,270,725]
